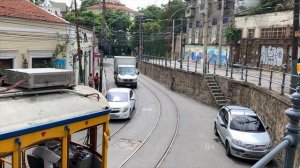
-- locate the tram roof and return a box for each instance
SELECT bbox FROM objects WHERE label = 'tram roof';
[0,85,110,140]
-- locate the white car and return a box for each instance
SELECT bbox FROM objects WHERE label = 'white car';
[106,88,136,119]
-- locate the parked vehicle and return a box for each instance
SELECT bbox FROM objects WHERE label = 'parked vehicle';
[106,88,136,119]
[114,56,138,88]
[214,105,272,160]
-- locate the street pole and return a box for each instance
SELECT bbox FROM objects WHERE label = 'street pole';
[203,0,209,74]
[99,0,106,92]
[218,0,225,68]
[171,19,175,60]
[139,15,142,61]
[180,18,183,69]
[291,0,300,93]
[74,0,83,84]
[92,24,95,75]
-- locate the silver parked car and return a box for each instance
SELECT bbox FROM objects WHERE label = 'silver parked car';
[106,88,136,120]
[214,106,272,160]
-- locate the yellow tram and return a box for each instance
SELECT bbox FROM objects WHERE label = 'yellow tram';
[0,68,110,168]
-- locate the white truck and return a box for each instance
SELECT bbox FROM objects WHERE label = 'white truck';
[114,56,138,88]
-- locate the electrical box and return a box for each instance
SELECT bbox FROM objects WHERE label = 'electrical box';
[3,68,75,89]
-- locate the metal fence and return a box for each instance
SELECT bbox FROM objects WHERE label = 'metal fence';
[141,56,299,95]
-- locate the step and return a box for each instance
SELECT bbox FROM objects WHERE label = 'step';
[217,100,227,103]
[210,86,219,89]
[213,92,223,95]
[208,83,217,86]
[211,89,222,93]
[215,96,226,99]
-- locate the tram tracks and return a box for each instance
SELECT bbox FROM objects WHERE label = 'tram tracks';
[117,74,180,168]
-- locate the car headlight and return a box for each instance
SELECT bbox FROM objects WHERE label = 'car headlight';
[232,139,256,149]
[232,139,244,146]
[117,77,123,81]
[267,142,273,149]
[122,105,129,112]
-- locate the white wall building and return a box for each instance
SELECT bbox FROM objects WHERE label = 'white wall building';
[235,11,293,39]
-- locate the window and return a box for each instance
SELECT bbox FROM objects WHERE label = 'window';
[189,21,193,28]
[261,27,288,38]
[130,90,133,98]
[212,18,218,25]
[32,58,52,68]
[248,29,255,38]
[196,21,201,28]
[55,11,58,15]
[223,17,229,24]
[219,109,228,126]
[0,59,13,74]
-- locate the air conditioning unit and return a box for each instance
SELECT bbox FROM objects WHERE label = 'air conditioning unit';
[3,68,75,89]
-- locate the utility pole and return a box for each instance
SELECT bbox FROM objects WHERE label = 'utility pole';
[203,0,209,74]
[99,0,106,92]
[180,18,183,69]
[291,0,300,93]
[139,14,142,61]
[92,24,95,75]
[171,19,175,60]
[74,0,83,84]
[218,0,225,68]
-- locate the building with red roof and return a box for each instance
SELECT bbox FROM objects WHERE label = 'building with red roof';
[0,0,95,84]
[87,0,136,18]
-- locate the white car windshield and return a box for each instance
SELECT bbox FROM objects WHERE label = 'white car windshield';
[119,67,136,75]
[230,115,266,133]
[107,92,128,102]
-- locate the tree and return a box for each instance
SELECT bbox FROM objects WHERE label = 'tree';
[81,0,100,11]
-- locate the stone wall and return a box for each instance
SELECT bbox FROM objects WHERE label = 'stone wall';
[140,62,300,167]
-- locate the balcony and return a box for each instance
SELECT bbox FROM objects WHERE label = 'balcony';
[185,7,195,18]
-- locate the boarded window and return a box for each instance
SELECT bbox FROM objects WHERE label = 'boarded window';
[261,27,288,38]
[248,29,255,38]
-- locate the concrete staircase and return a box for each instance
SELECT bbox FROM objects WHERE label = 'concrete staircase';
[205,74,226,108]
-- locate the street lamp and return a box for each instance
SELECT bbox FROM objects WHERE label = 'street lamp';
[167,8,185,61]
[138,13,144,62]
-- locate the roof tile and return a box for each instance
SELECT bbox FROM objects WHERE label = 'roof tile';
[0,0,66,24]
[88,2,136,13]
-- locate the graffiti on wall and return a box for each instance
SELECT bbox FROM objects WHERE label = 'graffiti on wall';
[185,45,229,64]
[53,59,66,69]
[260,45,284,66]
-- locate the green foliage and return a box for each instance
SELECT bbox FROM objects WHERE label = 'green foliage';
[81,0,100,8]
[223,25,241,42]
[64,11,104,34]
[130,0,185,57]
[246,0,292,15]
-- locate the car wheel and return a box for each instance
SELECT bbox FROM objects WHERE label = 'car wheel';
[225,141,231,157]
[214,123,219,136]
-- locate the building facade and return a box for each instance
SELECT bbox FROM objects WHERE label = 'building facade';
[185,0,235,45]
[40,0,68,17]
[233,11,294,69]
[0,0,95,85]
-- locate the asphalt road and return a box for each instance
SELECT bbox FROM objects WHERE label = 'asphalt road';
[74,58,278,168]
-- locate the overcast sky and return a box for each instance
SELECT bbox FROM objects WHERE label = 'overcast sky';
[52,0,170,11]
